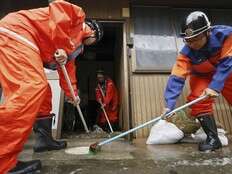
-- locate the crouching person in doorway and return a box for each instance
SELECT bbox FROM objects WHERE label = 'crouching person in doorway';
[34,18,104,153]
[95,69,119,132]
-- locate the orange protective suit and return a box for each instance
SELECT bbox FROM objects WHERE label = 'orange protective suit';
[0,1,90,173]
[38,59,78,118]
[95,78,119,126]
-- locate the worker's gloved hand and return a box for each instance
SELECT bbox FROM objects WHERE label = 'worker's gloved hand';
[98,99,102,104]
[201,88,219,98]
[161,107,171,116]
[54,49,68,65]
[101,103,106,109]
[98,99,105,108]
[161,107,176,120]
[66,95,81,106]
[73,95,81,106]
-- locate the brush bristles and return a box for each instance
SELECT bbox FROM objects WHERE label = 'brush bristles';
[89,143,101,154]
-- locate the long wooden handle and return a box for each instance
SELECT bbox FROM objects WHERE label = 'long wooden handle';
[60,65,89,133]
[99,100,114,133]
[97,95,208,146]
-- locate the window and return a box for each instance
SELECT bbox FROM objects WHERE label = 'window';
[132,6,177,72]
[132,7,232,73]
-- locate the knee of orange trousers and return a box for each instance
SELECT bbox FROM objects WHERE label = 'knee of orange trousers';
[0,80,48,157]
[37,84,52,117]
[188,97,214,117]
[0,154,18,174]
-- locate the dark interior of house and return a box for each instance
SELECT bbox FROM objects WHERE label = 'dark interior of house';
[62,22,122,134]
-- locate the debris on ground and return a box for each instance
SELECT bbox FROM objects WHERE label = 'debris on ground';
[167,110,200,135]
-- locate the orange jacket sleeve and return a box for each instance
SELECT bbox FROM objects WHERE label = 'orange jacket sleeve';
[95,87,102,102]
[49,0,86,53]
[48,1,85,97]
[103,80,115,106]
[220,35,232,59]
[171,54,191,79]
[95,80,115,106]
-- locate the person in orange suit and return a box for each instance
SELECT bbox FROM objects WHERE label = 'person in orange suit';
[33,18,103,154]
[95,70,119,132]
[0,1,103,173]
[163,11,232,152]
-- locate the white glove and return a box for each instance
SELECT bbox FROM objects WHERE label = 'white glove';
[54,49,68,65]
[161,107,171,116]
[66,95,81,106]
[201,88,219,98]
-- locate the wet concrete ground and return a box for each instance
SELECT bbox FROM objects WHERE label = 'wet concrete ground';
[20,133,232,174]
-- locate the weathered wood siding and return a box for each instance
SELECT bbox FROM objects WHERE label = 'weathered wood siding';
[71,0,129,19]
[131,0,232,8]
[131,74,232,138]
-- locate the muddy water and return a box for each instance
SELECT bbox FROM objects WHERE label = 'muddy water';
[20,135,232,174]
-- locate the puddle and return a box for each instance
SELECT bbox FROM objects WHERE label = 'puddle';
[65,146,90,155]
[172,157,232,166]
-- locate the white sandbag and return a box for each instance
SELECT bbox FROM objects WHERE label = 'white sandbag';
[191,128,228,146]
[146,120,184,145]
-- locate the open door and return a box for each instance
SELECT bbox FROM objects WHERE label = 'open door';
[62,21,130,135]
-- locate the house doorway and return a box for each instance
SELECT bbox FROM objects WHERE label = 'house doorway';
[62,22,129,135]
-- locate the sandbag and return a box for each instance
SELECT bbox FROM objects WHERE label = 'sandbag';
[191,128,228,146]
[167,110,200,135]
[146,120,184,145]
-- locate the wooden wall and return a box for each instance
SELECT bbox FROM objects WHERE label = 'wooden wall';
[130,0,232,9]
[130,74,232,138]
[214,96,232,135]
[71,0,129,19]
[0,0,48,18]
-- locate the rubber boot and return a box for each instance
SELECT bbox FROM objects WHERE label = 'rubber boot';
[197,114,222,151]
[33,116,67,152]
[8,160,41,174]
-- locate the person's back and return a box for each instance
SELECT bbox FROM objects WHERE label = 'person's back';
[0,1,89,173]
[0,1,85,61]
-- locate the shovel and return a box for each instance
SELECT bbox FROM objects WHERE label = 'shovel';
[89,95,208,153]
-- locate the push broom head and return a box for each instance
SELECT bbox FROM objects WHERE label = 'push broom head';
[89,142,101,155]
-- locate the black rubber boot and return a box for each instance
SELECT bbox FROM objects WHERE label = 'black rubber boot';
[8,160,41,174]
[197,114,222,152]
[33,116,67,153]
